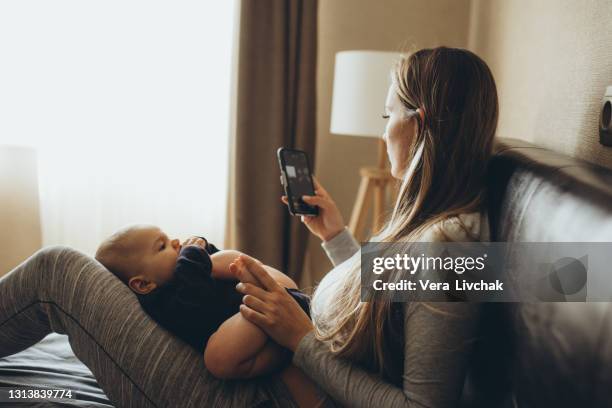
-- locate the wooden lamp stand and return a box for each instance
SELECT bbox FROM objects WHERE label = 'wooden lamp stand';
[348,139,395,241]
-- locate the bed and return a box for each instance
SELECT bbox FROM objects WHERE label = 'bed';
[2,137,612,407]
[0,333,113,407]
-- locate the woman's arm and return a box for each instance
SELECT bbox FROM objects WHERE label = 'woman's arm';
[320,227,360,267]
[236,255,480,408]
[293,302,479,408]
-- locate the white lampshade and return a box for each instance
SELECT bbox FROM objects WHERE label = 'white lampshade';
[330,50,401,138]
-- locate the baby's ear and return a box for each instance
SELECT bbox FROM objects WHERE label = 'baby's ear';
[128,276,157,294]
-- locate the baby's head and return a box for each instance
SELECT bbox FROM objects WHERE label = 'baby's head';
[95,224,181,295]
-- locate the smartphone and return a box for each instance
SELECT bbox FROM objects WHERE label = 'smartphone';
[277,147,319,216]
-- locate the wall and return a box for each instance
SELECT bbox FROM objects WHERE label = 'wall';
[302,0,471,288]
[468,0,612,167]
[0,146,42,276]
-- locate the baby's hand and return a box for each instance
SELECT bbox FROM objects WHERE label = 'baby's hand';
[182,236,208,249]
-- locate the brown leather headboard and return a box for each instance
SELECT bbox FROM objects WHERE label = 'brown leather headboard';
[468,138,612,408]
[488,137,612,243]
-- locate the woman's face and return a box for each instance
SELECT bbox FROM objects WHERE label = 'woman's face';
[382,84,418,179]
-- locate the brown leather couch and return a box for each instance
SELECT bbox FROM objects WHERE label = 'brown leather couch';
[466,137,612,407]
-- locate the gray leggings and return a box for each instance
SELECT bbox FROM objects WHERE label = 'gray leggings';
[0,246,296,407]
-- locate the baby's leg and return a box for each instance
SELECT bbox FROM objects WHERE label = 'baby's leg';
[230,258,326,406]
[231,260,297,289]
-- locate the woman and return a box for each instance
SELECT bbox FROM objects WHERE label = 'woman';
[0,47,498,407]
[235,46,497,407]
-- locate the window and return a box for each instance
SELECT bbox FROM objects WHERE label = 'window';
[0,0,237,254]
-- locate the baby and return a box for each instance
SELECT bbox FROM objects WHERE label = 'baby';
[94,224,310,379]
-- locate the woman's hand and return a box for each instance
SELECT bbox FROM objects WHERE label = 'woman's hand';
[282,177,345,242]
[231,255,314,352]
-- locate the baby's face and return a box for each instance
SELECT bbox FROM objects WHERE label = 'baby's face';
[129,226,181,287]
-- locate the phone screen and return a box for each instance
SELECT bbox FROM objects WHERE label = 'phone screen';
[279,149,318,215]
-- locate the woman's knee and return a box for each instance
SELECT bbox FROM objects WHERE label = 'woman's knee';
[32,245,77,259]
[0,246,91,316]
[26,245,96,282]
[29,245,81,269]
[25,245,124,314]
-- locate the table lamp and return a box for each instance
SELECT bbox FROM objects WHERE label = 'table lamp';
[330,50,400,240]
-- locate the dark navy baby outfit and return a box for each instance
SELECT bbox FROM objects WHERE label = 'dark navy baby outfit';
[137,241,310,351]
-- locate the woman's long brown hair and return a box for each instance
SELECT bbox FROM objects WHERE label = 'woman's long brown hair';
[311,47,499,379]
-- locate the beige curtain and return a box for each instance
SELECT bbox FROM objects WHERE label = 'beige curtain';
[225,0,318,281]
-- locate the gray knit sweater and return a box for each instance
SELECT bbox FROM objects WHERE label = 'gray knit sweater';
[292,212,488,408]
